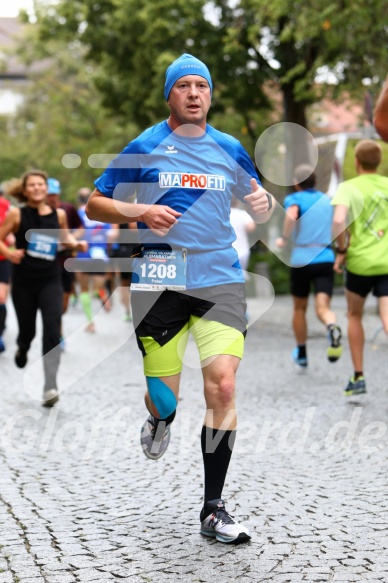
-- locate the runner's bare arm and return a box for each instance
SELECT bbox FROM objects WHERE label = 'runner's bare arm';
[86,189,182,235]
[275,204,298,248]
[57,208,88,253]
[332,204,349,273]
[332,204,349,249]
[0,208,24,263]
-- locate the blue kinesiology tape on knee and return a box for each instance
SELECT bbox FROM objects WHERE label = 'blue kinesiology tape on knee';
[146,377,177,419]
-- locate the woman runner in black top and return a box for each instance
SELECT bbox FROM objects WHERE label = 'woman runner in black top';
[0,170,87,406]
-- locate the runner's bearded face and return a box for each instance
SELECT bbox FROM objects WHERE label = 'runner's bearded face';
[167,75,211,129]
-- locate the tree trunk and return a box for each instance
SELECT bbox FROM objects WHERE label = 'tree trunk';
[281,83,313,172]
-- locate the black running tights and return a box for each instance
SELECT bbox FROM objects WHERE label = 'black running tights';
[12,277,63,390]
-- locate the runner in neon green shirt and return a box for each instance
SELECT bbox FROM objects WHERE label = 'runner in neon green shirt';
[332,173,388,276]
[332,139,388,396]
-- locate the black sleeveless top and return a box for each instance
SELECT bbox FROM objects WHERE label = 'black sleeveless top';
[13,206,61,281]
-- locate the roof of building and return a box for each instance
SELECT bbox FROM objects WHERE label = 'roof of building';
[0,17,45,78]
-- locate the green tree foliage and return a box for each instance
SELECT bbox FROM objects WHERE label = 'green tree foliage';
[219,0,387,121]
[35,0,388,122]
[215,0,388,165]
[0,28,138,200]
[33,0,272,150]
[35,0,223,126]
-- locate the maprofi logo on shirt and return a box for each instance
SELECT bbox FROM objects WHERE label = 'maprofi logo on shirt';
[159,172,225,190]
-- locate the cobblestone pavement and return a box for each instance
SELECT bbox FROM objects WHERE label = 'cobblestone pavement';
[0,288,387,583]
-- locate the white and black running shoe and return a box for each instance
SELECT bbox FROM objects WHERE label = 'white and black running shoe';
[327,324,343,362]
[140,415,171,460]
[42,389,59,407]
[200,499,251,544]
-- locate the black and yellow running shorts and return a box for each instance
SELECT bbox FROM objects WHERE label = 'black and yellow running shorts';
[131,283,247,377]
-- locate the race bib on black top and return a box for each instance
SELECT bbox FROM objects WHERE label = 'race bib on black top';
[27,232,58,261]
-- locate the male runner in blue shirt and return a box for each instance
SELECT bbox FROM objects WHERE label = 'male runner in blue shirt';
[86,53,274,544]
[277,165,342,369]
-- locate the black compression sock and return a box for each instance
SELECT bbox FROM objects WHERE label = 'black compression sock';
[0,304,6,336]
[152,410,176,428]
[298,345,306,359]
[201,426,236,504]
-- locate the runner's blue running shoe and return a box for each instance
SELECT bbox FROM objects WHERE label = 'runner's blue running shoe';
[0,337,5,353]
[291,347,308,369]
[344,376,366,396]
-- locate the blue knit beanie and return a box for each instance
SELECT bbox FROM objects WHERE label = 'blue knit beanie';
[164,53,212,100]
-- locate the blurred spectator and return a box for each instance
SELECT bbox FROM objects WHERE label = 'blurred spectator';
[75,188,114,332]
[0,183,12,353]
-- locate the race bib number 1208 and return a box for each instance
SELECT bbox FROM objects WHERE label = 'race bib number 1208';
[131,249,187,291]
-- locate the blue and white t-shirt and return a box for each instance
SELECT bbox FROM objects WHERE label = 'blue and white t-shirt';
[95,121,260,289]
[283,189,335,267]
